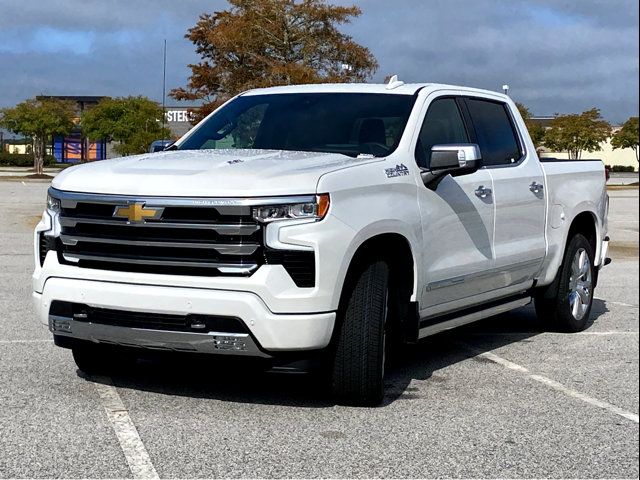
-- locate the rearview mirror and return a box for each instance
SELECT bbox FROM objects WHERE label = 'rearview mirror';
[421,143,482,189]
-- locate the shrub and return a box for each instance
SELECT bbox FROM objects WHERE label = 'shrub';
[0,153,58,167]
[610,165,637,173]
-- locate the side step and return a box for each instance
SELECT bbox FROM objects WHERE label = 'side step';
[418,295,532,339]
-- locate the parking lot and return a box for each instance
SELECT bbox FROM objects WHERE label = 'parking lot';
[0,180,637,478]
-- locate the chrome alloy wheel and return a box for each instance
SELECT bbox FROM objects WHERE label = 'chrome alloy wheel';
[568,248,592,321]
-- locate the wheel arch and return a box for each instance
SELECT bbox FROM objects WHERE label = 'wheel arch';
[567,210,598,254]
[334,232,420,344]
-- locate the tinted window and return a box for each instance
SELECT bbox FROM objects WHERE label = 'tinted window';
[415,98,468,169]
[179,93,416,158]
[466,99,521,166]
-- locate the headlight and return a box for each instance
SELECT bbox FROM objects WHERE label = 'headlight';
[252,194,330,223]
[47,192,61,213]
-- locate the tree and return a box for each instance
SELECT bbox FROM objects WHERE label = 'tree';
[82,97,171,156]
[515,102,546,149]
[611,116,639,162]
[0,98,75,174]
[171,0,378,122]
[543,108,612,160]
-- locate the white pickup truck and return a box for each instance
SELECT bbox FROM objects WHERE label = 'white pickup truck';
[34,81,609,405]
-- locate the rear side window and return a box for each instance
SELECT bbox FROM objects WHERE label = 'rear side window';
[466,99,521,166]
[415,98,469,169]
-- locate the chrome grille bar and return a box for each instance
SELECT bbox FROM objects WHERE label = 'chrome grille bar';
[62,253,259,274]
[60,234,259,255]
[59,217,260,235]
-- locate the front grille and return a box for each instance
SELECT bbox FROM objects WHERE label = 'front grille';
[56,193,263,277]
[50,301,248,334]
[52,189,316,286]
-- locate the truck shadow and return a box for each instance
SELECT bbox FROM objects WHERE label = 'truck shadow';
[85,299,609,408]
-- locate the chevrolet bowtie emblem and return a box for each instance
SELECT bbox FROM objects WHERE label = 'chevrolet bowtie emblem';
[113,203,164,223]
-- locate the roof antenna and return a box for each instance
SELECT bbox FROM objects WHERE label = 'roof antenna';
[386,74,405,90]
[502,84,510,96]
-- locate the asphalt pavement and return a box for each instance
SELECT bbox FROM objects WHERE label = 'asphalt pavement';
[0,181,638,478]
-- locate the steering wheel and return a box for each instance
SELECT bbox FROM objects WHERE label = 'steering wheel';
[359,142,390,157]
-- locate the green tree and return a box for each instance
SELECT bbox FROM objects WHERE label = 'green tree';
[171,0,378,122]
[611,116,639,162]
[0,98,75,174]
[82,97,170,156]
[515,102,546,149]
[544,108,612,160]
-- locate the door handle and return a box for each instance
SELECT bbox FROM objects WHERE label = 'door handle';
[529,182,544,194]
[475,185,492,199]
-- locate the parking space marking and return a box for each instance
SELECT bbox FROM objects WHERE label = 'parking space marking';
[464,331,638,336]
[93,377,159,479]
[0,339,52,344]
[576,331,639,335]
[465,347,639,424]
[602,299,639,308]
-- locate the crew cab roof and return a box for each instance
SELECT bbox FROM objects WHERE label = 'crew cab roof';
[240,82,510,100]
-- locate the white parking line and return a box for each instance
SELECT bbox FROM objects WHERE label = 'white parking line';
[93,377,159,479]
[466,348,639,424]
[464,331,638,337]
[602,299,640,308]
[0,339,52,344]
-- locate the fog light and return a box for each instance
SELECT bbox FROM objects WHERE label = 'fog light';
[213,335,248,351]
[50,316,72,332]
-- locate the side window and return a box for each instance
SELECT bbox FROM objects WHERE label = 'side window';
[466,99,521,167]
[415,98,468,169]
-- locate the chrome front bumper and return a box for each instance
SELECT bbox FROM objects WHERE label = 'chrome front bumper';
[49,314,270,357]
[34,277,336,353]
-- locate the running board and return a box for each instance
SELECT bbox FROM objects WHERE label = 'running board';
[418,295,532,339]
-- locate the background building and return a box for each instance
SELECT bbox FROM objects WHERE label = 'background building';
[37,96,107,163]
[35,97,198,162]
[531,117,638,171]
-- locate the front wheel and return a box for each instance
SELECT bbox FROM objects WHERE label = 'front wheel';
[331,260,389,406]
[535,234,596,332]
[72,344,132,375]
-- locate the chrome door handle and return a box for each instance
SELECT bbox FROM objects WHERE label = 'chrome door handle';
[530,182,544,194]
[475,185,492,199]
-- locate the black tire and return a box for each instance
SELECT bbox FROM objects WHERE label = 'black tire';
[72,344,131,375]
[331,259,389,406]
[534,234,596,332]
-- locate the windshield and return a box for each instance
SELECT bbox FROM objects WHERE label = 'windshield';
[178,93,416,157]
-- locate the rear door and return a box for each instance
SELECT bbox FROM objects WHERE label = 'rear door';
[464,97,546,290]
[414,95,497,314]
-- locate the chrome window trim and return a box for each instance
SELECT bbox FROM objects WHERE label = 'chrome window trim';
[462,96,528,170]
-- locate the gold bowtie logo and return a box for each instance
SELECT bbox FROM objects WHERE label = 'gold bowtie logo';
[113,203,163,223]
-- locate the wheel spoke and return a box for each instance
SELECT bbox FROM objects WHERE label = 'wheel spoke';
[571,254,580,277]
[579,251,589,277]
[569,291,580,318]
[576,285,590,305]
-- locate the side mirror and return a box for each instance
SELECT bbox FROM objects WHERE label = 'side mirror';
[430,144,481,171]
[421,143,481,189]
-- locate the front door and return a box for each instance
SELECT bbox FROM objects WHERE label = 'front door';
[414,96,497,316]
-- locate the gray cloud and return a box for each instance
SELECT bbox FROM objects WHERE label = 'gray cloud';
[0,0,637,123]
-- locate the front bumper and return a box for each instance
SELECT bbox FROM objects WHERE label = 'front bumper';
[34,277,336,354]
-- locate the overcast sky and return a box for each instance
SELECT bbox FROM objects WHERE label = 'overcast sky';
[0,0,638,123]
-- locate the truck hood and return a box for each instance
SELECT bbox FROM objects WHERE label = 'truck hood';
[52,149,370,197]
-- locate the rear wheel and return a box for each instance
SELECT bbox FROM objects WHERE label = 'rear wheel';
[535,234,595,332]
[331,260,389,406]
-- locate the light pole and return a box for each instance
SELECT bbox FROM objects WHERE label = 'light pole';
[162,39,167,140]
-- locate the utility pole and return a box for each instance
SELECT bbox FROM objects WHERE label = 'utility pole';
[162,39,167,140]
